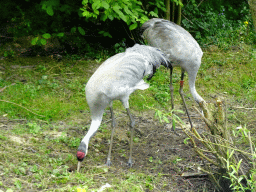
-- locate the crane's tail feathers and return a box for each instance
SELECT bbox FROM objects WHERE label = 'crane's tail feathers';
[127,44,170,68]
[134,80,149,90]
[140,18,162,33]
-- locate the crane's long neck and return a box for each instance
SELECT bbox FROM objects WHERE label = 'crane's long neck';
[77,117,103,162]
[189,84,204,104]
[82,118,102,147]
[188,72,204,104]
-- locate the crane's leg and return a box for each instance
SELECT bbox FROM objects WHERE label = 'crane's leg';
[126,108,135,167]
[106,106,116,166]
[179,69,193,129]
[169,66,179,132]
[169,66,174,110]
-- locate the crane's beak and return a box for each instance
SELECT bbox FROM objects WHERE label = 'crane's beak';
[77,161,82,172]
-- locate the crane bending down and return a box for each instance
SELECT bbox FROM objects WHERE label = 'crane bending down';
[141,18,205,128]
[77,44,170,172]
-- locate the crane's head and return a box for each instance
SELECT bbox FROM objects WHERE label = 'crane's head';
[76,142,88,172]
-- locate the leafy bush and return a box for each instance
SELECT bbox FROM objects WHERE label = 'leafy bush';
[0,0,254,56]
[182,0,253,48]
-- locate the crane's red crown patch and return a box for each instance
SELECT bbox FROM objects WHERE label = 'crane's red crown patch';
[77,151,85,160]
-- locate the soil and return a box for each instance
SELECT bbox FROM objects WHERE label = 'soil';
[1,35,255,192]
[2,98,255,191]
[69,107,216,191]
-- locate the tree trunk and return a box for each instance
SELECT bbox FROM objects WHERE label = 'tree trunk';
[248,0,256,32]
[171,2,175,22]
[176,0,182,25]
[165,0,171,21]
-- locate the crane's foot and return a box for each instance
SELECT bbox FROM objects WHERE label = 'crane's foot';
[127,158,133,167]
[171,129,182,136]
[164,120,181,135]
[130,120,135,128]
[106,159,112,166]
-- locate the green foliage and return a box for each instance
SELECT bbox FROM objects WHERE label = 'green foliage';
[0,41,256,191]
[182,0,253,48]
[2,0,253,53]
[77,27,85,36]
[80,0,164,30]
[41,0,60,16]
[222,126,256,191]
[172,157,182,164]
[4,50,15,58]
[183,137,190,144]
[55,134,80,148]
[98,31,112,38]
[26,122,42,134]
[3,0,84,48]
[31,33,52,46]
[114,39,126,53]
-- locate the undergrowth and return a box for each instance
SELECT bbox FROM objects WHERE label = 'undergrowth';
[0,41,256,191]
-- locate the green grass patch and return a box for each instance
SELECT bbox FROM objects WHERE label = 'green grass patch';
[1,48,255,122]
[0,45,256,191]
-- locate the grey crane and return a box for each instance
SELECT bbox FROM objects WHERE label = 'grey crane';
[76,44,169,172]
[141,18,205,128]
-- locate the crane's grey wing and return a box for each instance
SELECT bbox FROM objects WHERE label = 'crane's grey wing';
[86,44,169,104]
[86,50,150,103]
[127,44,170,68]
[142,19,203,67]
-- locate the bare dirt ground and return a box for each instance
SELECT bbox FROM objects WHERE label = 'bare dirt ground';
[68,107,216,191]
[2,102,255,191]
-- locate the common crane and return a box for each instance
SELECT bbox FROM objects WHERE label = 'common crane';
[141,18,205,128]
[77,44,169,171]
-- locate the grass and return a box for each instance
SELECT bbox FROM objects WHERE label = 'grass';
[0,120,167,191]
[1,47,255,122]
[0,44,256,191]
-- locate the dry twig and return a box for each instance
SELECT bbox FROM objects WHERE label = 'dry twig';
[0,99,45,117]
[179,98,255,190]
[0,83,16,92]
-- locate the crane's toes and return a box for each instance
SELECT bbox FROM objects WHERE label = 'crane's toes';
[127,158,133,167]
[130,121,135,128]
[106,159,112,166]
[164,121,182,135]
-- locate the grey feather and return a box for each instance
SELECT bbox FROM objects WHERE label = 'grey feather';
[141,18,206,130]
[86,44,169,112]
[142,18,204,104]
[77,43,169,169]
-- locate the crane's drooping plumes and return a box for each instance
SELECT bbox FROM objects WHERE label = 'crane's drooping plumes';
[77,44,169,171]
[141,18,205,128]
